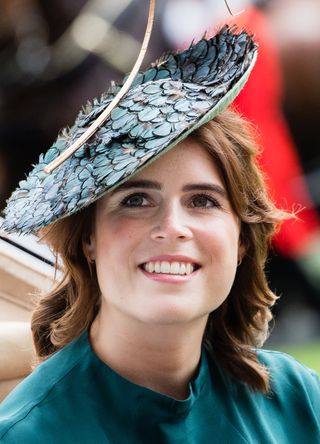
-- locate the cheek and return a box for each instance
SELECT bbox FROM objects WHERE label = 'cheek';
[202,222,240,303]
[202,219,240,263]
[94,219,144,266]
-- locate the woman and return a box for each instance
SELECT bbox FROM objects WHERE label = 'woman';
[0,25,319,443]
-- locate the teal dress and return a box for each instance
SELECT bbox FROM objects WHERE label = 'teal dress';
[0,331,319,443]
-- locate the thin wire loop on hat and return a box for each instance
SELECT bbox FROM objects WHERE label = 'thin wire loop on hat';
[223,0,245,16]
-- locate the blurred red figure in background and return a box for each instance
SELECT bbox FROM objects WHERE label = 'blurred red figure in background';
[230,5,320,259]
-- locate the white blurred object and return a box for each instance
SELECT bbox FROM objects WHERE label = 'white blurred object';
[162,0,249,46]
[0,321,34,401]
[0,218,57,321]
[269,0,320,45]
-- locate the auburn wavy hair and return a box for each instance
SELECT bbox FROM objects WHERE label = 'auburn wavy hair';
[32,108,290,393]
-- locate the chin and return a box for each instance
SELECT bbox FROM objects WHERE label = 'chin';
[136,300,210,326]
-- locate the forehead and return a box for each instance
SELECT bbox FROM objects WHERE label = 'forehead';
[128,136,223,185]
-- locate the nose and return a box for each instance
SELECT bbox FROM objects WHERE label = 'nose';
[150,202,193,241]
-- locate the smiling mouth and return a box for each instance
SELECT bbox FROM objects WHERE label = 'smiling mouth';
[139,261,201,276]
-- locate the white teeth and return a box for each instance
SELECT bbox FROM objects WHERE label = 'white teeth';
[142,261,197,275]
[160,261,170,273]
[170,262,180,274]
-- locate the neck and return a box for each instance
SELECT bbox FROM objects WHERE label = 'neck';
[89,307,207,400]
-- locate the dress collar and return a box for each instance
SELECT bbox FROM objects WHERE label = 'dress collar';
[79,329,210,418]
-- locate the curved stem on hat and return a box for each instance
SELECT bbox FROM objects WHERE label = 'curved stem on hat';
[44,0,156,174]
[223,0,245,17]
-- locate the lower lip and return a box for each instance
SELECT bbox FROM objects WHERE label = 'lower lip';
[139,267,200,284]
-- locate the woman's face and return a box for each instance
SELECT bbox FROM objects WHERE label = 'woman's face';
[88,137,243,326]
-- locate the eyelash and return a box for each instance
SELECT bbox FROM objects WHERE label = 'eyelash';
[189,193,222,209]
[120,192,222,209]
[120,193,150,207]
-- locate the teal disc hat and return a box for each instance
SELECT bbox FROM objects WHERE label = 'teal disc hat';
[0,21,257,234]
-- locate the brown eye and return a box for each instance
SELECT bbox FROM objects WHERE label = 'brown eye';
[190,194,221,209]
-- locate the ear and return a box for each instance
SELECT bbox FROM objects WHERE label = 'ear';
[83,233,96,262]
[238,240,246,265]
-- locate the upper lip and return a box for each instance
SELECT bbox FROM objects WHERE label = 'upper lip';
[140,255,201,266]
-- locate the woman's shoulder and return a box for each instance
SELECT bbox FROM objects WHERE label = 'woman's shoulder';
[256,348,320,406]
[256,347,320,384]
[207,347,320,441]
[0,331,89,443]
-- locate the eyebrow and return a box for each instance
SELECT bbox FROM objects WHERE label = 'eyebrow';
[114,180,161,192]
[182,183,227,198]
[112,180,227,199]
